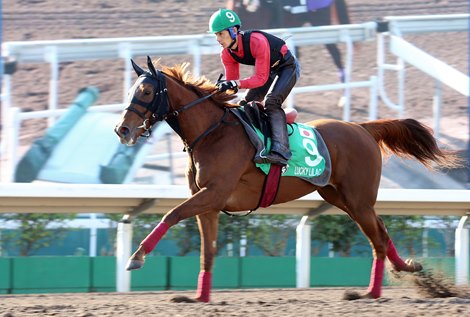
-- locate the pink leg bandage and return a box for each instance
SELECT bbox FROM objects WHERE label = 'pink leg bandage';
[140,222,170,254]
[196,271,212,303]
[367,258,384,298]
[386,239,407,270]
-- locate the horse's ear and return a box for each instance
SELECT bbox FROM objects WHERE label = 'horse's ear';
[131,59,145,77]
[147,56,159,77]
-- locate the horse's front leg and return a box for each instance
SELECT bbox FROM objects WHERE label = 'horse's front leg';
[195,211,219,302]
[126,187,228,271]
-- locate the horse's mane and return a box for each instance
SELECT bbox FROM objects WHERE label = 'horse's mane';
[159,62,238,107]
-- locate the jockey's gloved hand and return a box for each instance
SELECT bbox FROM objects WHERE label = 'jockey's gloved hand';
[217,80,238,93]
[238,100,248,106]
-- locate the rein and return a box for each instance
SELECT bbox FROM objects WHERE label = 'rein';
[164,90,218,121]
[185,107,231,153]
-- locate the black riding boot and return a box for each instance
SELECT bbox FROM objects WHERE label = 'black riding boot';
[254,108,292,165]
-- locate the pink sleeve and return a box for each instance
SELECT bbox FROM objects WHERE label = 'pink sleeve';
[221,49,240,81]
[238,33,271,89]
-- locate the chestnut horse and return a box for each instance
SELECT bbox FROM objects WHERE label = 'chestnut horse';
[114,57,459,302]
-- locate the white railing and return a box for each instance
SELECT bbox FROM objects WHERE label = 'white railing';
[386,14,469,35]
[287,77,378,121]
[376,14,469,137]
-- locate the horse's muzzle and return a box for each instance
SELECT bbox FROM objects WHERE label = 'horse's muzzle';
[114,125,134,145]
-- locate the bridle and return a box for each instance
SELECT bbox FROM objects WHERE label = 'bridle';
[125,71,170,138]
[126,69,232,152]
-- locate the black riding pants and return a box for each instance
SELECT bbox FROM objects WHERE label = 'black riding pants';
[243,52,300,110]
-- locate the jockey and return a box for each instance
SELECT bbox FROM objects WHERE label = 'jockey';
[209,8,300,166]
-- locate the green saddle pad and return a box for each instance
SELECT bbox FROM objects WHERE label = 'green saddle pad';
[255,122,331,186]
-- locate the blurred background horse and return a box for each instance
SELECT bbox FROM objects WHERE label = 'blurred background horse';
[227,0,352,84]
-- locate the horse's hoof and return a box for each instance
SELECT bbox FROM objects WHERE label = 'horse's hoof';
[343,290,362,300]
[196,296,210,303]
[343,289,381,300]
[343,290,376,300]
[170,296,198,303]
[393,259,423,273]
[126,259,144,271]
[125,246,146,271]
[405,259,423,272]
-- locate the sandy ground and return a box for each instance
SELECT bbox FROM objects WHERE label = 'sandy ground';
[1,287,470,317]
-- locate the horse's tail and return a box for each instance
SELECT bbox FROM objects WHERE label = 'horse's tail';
[359,118,462,170]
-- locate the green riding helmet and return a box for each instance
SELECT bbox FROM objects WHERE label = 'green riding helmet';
[209,9,241,33]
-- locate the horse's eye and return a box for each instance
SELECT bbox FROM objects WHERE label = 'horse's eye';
[144,90,152,96]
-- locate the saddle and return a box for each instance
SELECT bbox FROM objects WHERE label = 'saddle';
[230,101,298,160]
[238,101,270,138]
[238,101,297,133]
[229,102,331,209]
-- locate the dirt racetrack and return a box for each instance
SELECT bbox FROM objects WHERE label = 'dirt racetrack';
[1,286,470,317]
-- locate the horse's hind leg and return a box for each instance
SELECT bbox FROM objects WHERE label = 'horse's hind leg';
[319,186,388,298]
[316,121,424,298]
[352,209,390,298]
[352,207,423,274]
[346,208,422,297]
[319,186,421,298]
[379,217,423,273]
[321,187,423,298]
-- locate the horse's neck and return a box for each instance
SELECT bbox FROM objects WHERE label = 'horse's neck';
[166,78,224,145]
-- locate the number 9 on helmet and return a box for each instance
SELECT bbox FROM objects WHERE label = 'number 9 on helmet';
[208,9,241,34]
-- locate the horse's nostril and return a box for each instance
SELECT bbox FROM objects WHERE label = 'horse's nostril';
[115,126,130,138]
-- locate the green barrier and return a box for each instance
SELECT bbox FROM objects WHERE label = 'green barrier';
[212,257,240,289]
[91,256,116,292]
[131,257,168,291]
[12,256,91,294]
[241,257,296,288]
[0,258,11,294]
[310,257,372,286]
[169,256,199,290]
[168,256,241,290]
[15,86,100,182]
[0,256,464,294]
[420,257,455,281]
